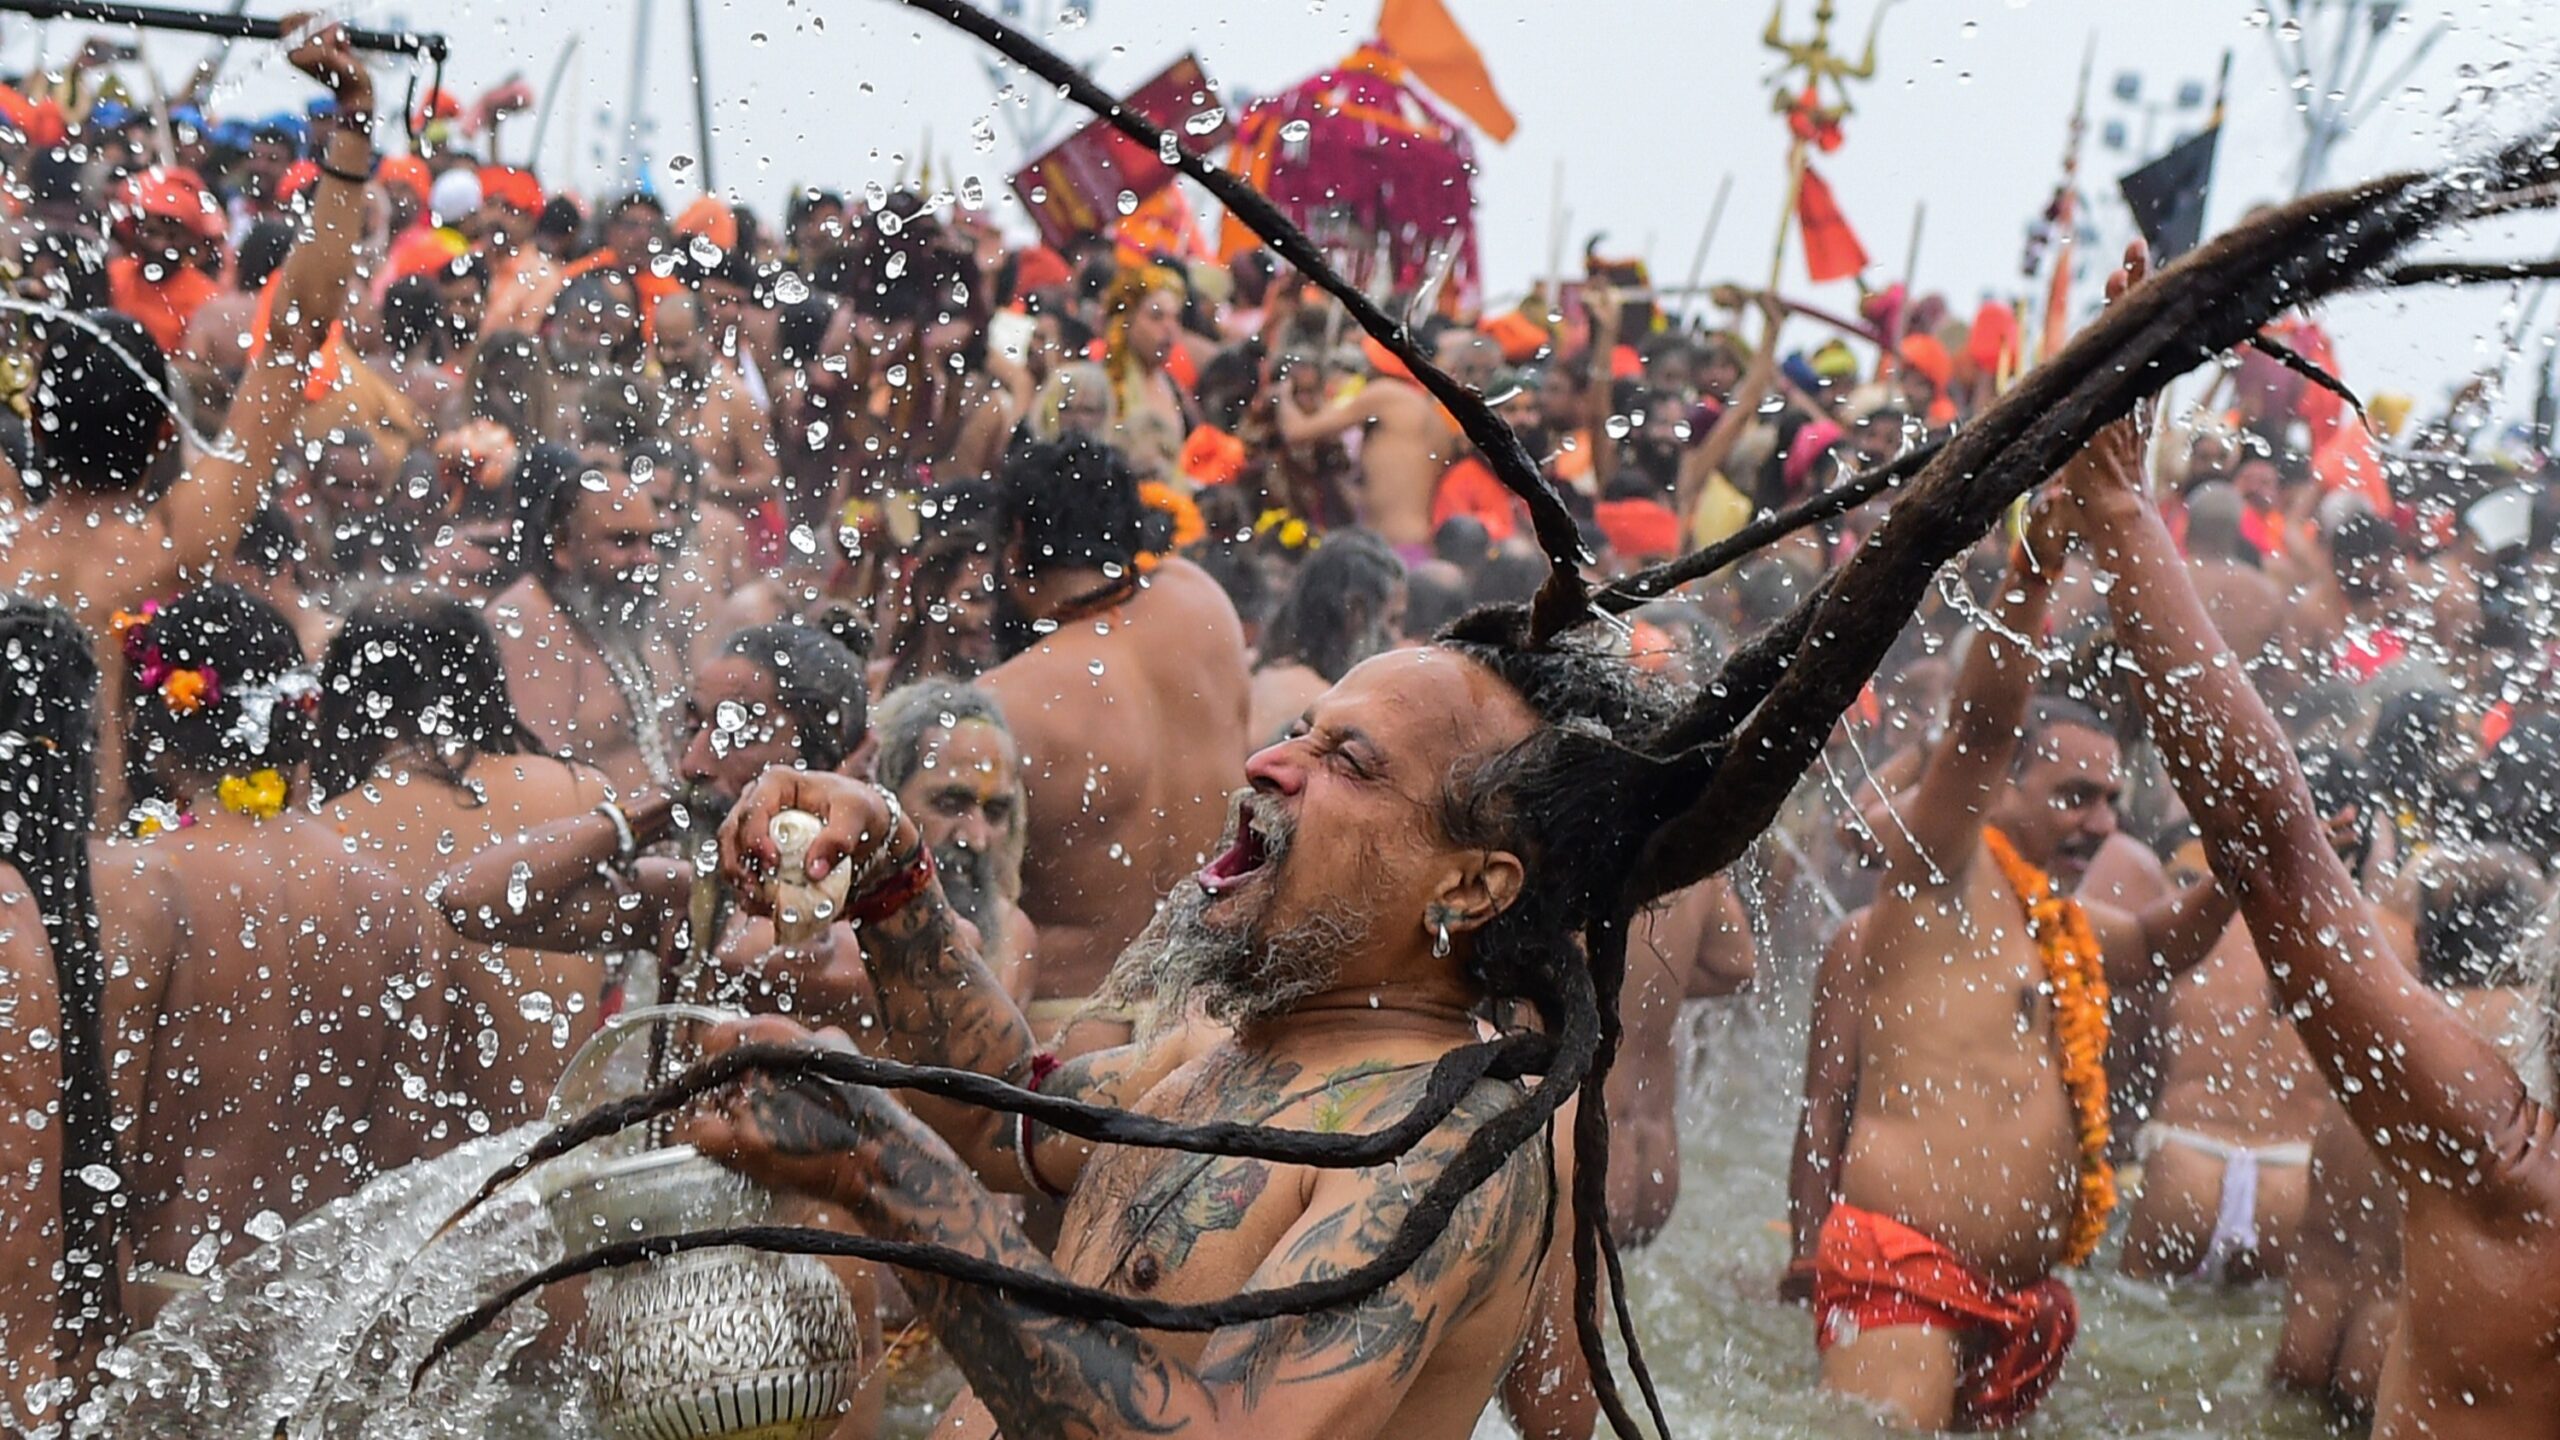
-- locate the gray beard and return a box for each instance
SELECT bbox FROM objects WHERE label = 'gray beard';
[934,841,1003,936]
[1145,881,1362,1030]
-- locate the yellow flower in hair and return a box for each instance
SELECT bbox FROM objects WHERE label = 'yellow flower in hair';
[1279,519,1310,550]
[216,768,289,821]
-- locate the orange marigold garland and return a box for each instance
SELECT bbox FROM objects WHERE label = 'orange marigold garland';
[1982,826,2117,1267]
[1133,480,1206,575]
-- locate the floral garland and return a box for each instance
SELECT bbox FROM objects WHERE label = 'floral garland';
[1253,507,1316,552]
[1982,825,2117,1267]
[1134,481,1206,575]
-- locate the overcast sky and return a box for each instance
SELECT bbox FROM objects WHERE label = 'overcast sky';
[54,0,2560,419]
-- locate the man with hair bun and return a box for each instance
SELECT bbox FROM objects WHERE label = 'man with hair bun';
[96,583,441,1322]
[978,434,1248,1054]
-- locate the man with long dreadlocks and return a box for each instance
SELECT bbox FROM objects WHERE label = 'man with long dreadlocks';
[670,620,1670,1440]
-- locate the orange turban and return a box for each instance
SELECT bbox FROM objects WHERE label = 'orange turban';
[1967,301,2021,378]
[378,154,433,201]
[1479,310,1548,364]
[1595,497,1681,561]
[478,165,542,214]
[674,195,738,252]
[1899,333,1953,390]
[1179,424,1248,488]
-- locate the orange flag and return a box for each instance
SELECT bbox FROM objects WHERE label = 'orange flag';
[1378,0,1517,142]
[1795,164,1869,283]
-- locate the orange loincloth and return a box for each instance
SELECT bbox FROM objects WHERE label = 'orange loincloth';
[1813,1204,2077,1431]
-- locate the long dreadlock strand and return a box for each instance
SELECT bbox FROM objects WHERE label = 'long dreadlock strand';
[885,0,1593,643]
[1566,907,1671,1439]
[436,1029,1554,1242]
[420,981,1604,1384]
[0,602,113,1362]
[1599,437,1947,614]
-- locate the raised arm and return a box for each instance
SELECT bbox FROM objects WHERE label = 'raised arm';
[1785,912,1864,1298]
[166,18,373,576]
[716,766,1173,1194]
[1678,293,1786,526]
[685,1017,1554,1440]
[1274,381,1378,446]
[435,792,684,953]
[1879,532,2055,888]
[2085,871,2238,990]
[2061,336,2536,1194]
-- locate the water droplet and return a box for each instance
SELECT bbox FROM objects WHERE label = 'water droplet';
[1088,659,1107,676]
[885,250,909,280]
[688,234,724,266]
[244,1209,286,1242]
[668,154,695,172]
[517,991,557,1023]
[971,117,998,153]
[77,1163,120,1192]
[183,1231,222,1276]
[1280,119,1312,143]
[1184,106,1226,135]
[773,271,811,305]
[876,209,906,237]
[1116,190,1140,216]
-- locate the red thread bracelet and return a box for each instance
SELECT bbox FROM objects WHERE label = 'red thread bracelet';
[846,844,936,926]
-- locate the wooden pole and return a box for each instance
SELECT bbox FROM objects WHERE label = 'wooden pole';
[683,0,716,191]
[1681,172,1735,328]
[1767,135,1808,293]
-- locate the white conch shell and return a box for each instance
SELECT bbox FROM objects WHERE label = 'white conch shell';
[768,809,855,944]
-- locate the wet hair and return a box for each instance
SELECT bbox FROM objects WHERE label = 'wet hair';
[1257,530,1407,682]
[1403,565,1471,640]
[996,434,1170,578]
[872,679,1015,799]
[883,513,1004,689]
[126,583,312,782]
[1433,514,1493,569]
[381,274,452,360]
[2367,688,2465,829]
[30,309,172,492]
[1470,548,1550,609]
[2330,507,2400,601]
[2479,712,2560,865]
[236,218,296,291]
[721,622,870,772]
[313,591,551,799]
[2414,845,2547,990]
[2012,695,2113,775]
[0,598,113,1355]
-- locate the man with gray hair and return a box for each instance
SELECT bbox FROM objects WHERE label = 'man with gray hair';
[871,680,1037,1005]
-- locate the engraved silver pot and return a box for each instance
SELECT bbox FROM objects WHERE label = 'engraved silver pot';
[540,1007,863,1440]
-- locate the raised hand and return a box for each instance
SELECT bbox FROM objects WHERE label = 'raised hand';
[718,767,911,901]
[281,12,374,114]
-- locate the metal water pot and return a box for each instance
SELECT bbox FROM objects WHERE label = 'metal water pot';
[541,1006,863,1440]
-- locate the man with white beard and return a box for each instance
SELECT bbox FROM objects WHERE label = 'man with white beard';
[869,680,1038,1005]
[682,627,1680,1440]
[491,438,691,795]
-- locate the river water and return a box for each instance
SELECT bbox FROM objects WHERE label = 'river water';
[875,961,2344,1439]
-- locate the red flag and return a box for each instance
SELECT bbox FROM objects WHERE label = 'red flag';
[1796,164,1869,283]
[1378,0,1517,142]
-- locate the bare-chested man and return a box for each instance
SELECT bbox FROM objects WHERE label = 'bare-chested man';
[1800,517,2236,1430]
[0,21,369,818]
[1275,332,1474,558]
[2179,480,2287,673]
[690,629,1668,1440]
[2066,255,2560,1436]
[2118,919,2327,1286]
[314,591,613,1128]
[2273,845,2547,1424]
[0,599,101,1427]
[95,584,438,1323]
[442,621,874,1015]
[653,290,781,531]
[980,436,1248,1049]
[490,443,690,795]
[871,680,1038,1005]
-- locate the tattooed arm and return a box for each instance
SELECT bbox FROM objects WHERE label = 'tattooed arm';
[686,1018,1553,1440]
[718,768,1177,1193]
